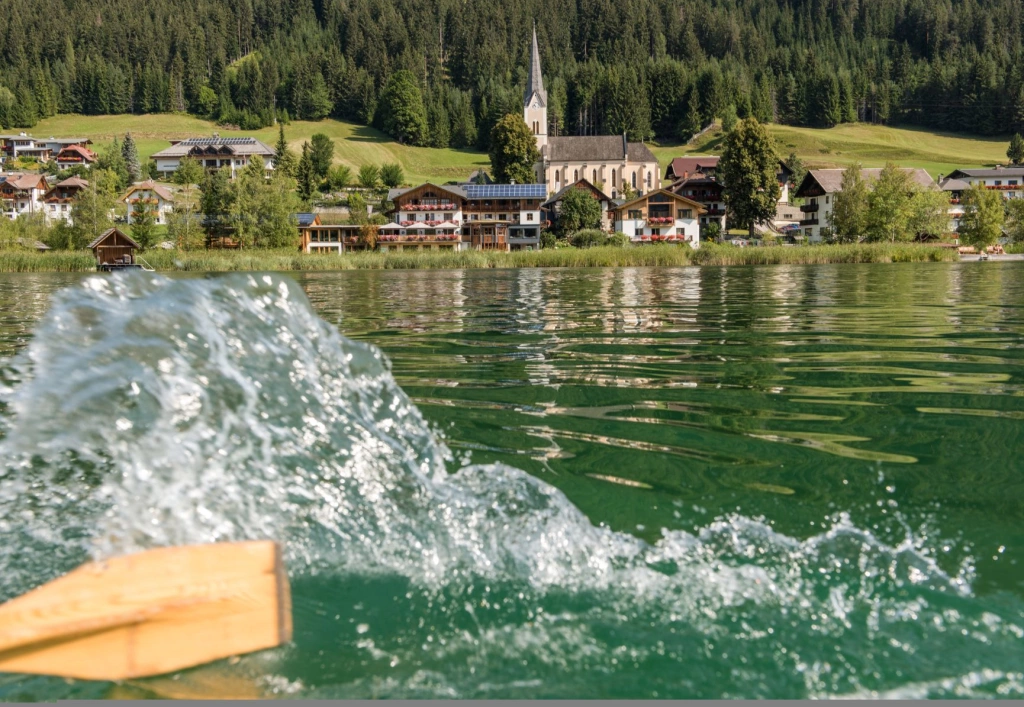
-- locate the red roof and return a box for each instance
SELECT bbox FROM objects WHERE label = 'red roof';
[56,144,97,162]
[666,156,720,180]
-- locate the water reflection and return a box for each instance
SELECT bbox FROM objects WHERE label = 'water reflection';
[0,263,1022,594]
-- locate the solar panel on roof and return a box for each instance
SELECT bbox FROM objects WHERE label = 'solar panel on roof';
[181,137,258,145]
[464,184,546,199]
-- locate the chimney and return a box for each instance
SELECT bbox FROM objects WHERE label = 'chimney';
[995,164,1004,170]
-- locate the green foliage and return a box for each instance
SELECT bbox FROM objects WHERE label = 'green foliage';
[1006,199,1024,244]
[328,164,352,191]
[569,229,607,248]
[703,222,722,242]
[274,124,297,178]
[720,118,780,237]
[309,133,334,180]
[909,187,953,240]
[347,191,368,223]
[607,232,630,247]
[720,104,738,133]
[296,142,316,203]
[829,164,868,243]
[540,230,556,249]
[379,163,404,189]
[958,184,1004,247]
[231,159,301,248]
[1008,134,1024,166]
[129,197,158,248]
[197,86,218,116]
[173,156,204,187]
[785,152,807,190]
[121,133,141,183]
[864,163,917,243]
[63,168,119,249]
[557,186,602,236]
[489,114,540,185]
[357,164,380,191]
[378,70,428,146]
[200,167,234,241]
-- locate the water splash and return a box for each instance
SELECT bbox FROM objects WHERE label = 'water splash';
[0,273,1021,698]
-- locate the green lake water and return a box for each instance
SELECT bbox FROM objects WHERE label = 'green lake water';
[0,263,1023,698]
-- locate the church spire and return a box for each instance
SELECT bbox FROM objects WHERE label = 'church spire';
[524,24,546,107]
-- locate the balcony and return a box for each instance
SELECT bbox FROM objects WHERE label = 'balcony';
[799,218,819,226]
[800,203,819,213]
[705,208,726,216]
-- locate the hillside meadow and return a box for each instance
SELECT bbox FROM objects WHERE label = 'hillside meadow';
[30,114,1013,184]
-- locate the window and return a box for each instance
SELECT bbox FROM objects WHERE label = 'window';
[574,169,579,181]
[631,172,637,188]
[995,181,1002,186]
[647,173,652,188]
[1010,180,1019,186]
[555,170,560,182]
[526,213,534,221]
[592,169,597,183]
[678,209,692,219]
[651,228,660,235]
[825,196,830,204]
[628,209,642,220]
[612,170,616,187]
[443,213,452,221]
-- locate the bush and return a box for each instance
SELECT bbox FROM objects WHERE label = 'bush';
[540,230,557,249]
[606,232,630,247]
[569,229,607,248]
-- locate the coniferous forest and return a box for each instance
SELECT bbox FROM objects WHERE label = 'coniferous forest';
[2,0,1024,148]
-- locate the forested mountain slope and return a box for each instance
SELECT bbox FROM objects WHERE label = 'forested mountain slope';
[2,0,1023,147]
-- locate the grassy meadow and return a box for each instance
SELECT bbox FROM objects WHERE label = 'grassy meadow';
[30,113,1011,185]
[31,114,488,185]
[0,243,960,274]
[651,122,1013,178]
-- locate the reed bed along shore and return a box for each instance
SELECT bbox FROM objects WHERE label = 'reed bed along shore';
[0,243,961,273]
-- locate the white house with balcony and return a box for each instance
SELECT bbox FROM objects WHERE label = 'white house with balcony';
[150,136,276,179]
[943,166,1024,199]
[611,189,705,246]
[122,180,175,225]
[0,173,49,219]
[794,168,937,242]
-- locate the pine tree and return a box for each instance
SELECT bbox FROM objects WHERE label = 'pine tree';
[377,70,428,146]
[1007,134,1024,165]
[296,142,316,203]
[274,124,297,177]
[121,133,141,183]
[309,133,334,181]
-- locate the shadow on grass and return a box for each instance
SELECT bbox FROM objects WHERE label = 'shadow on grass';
[347,125,393,143]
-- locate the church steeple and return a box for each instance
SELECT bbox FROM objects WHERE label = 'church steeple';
[524,24,547,107]
[523,23,548,150]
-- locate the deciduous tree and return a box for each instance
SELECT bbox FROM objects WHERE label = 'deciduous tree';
[829,164,868,242]
[379,162,404,188]
[357,164,379,191]
[864,163,916,242]
[959,184,1004,247]
[489,114,540,185]
[557,186,602,236]
[720,118,781,238]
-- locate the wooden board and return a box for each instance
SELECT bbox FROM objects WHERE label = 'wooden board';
[0,541,291,681]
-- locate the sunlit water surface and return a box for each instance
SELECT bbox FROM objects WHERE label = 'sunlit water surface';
[0,263,1022,699]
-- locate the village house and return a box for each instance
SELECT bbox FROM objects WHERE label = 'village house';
[0,134,91,165]
[150,136,275,179]
[942,166,1024,200]
[541,179,616,231]
[55,144,97,170]
[0,173,49,219]
[385,182,546,251]
[297,213,366,253]
[524,29,660,199]
[41,176,89,224]
[938,177,970,232]
[794,168,937,242]
[122,180,175,225]
[665,156,793,236]
[611,189,705,246]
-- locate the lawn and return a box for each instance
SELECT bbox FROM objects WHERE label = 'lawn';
[32,113,1011,185]
[31,114,488,185]
[649,122,1013,178]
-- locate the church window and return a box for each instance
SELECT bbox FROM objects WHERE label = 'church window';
[592,169,597,183]
[555,170,560,182]
[612,170,616,187]
[574,169,579,182]
[631,172,637,188]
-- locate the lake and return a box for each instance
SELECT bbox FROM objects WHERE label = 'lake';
[1,263,1023,698]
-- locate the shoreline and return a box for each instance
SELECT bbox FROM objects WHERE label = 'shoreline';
[0,243,968,274]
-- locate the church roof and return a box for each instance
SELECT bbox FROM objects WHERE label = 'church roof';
[524,25,547,107]
[543,135,657,164]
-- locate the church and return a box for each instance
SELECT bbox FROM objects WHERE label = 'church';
[525,28,660,199]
